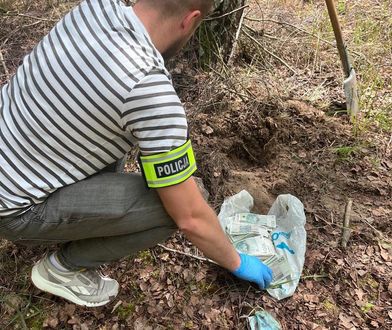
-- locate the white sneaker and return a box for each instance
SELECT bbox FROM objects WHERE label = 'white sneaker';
[31,255,119,307]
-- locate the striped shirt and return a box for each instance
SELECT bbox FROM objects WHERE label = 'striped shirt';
[0,0,188,218]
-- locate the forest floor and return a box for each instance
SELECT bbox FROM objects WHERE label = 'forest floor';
[0,0,391,329]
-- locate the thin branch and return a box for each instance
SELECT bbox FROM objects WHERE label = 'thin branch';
[227,6,247,66]
[245,16,334,46]
[157,244,217,265]
[243,27,297,74]
[244,16,368,61]
[204,5,249,21]
[0,48,9,77]
[359,218,392,244]
[341,199,353,248]
[1,12,57,23]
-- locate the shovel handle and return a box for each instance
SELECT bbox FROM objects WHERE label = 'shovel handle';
[325,0,351,77]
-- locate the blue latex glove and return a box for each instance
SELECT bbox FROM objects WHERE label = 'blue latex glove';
[232,253,273,289]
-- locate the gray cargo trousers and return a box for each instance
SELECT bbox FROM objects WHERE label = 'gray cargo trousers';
[0,161,177,270]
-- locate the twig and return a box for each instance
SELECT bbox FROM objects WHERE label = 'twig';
[1,12,57,23]
[341,199,353,248]
[207,64,253,102]
[0,48,9,77]
[244,16,368,62]
[245,16,335,46]
[204,5,249,21]
[157,244,217,265]
[385,133,392,156]
[243,27,297,74]
[359,218,392,244]
[227,6,246,66]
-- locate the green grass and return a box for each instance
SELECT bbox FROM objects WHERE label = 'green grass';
[116,302,136,320]
[1,293,47,329]
[332,145,360,162]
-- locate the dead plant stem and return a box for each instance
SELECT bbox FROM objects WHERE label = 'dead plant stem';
[359,218,391,244]
[0,48,9,77]
[243,27,297,74]
[157,244,217,265]
[245,16,368,62]
[227,6,247,66]
[204,5,249,21]
[2,12,57,23]
[245,16,335,46]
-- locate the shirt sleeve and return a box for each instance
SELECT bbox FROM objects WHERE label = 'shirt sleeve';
[121,69,188,155]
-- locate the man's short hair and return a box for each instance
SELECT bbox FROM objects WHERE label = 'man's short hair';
[139,0,214,17]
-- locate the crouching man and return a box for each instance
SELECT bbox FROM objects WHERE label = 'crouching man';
[0,0,272,306]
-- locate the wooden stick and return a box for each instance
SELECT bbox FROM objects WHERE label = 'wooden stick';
[0,48,9,77]
[227,6,247,66]
[341,199,353,248]
[157,244,217,265]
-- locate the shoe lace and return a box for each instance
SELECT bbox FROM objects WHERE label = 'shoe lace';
[78,268,105,292]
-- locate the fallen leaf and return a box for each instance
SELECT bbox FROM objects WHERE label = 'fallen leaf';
[202,125,214,135]
[370,321,379,328]
[358,269,367,276]
[339,313,354,329]
[354,289,365,301]
[304,294,319,303]
[64,304,76,317]
[380,249,390,262]
[43,317,59,328]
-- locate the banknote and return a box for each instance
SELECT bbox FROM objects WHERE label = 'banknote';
[264,254,292,284]
[227,224,270,237]
[234,236,276,257]
[235,213,277,228]
[228,233,258,244]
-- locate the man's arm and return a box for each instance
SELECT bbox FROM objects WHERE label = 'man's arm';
[157,177,241,271]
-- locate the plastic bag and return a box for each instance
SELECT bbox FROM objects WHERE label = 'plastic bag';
[267,194,306,300]
[248,310,282,330]
[218,191,306,300]
[218,190,254,231]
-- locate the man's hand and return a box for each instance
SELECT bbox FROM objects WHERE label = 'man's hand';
[232,254,273,290]
[156,177,273,290]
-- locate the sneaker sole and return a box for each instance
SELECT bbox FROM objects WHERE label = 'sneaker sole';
[31,264,111,307]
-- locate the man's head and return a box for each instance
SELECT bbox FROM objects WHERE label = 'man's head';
[139,0,214,18]
[134,0,214,60]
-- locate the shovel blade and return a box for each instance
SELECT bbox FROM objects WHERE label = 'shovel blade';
[343,68,360,120]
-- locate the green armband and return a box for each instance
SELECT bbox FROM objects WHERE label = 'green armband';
[139,140,197,188]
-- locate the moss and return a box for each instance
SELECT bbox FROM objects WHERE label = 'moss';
[137,250,154,265]
[323,299,339,314]
[361,302,375,314]
[117,303,136,320]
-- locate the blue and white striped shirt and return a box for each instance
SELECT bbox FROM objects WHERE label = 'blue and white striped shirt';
[0,0,188,217]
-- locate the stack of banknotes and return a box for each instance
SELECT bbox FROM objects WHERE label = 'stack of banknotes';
[224,213,291,285]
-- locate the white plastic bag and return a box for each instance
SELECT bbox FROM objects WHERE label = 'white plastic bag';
[218,191,306,300]
[218,190,254,230]
[267,195,306,300]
